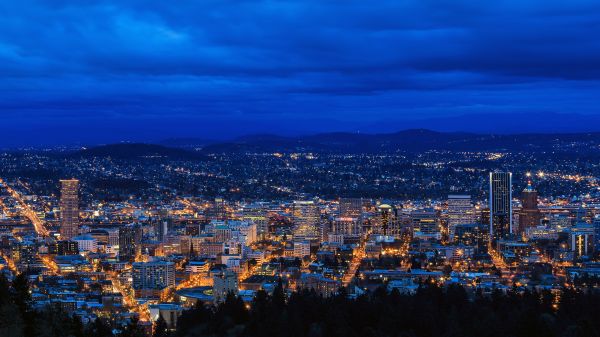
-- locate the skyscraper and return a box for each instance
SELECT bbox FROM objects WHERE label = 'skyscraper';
[292,200,320,240]
[59,179,79,240]
[331,217,361,239]
[489,172,512,242]
[518,180,541,234]
[154,209,172,242]
[207,197,227,221]
[411,208,440,240]
[447,195,476,241]
[376,204,395,235]
[339,198,363,218]
[132,261,175,290]
[119,224,142,261]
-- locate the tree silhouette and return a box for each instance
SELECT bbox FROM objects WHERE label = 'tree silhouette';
[120,316,145,337]
[86,318,113,337]
[153,314,169,337]
[166,282,600,337]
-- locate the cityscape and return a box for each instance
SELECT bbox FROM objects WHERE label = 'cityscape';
[2,138,600,336]
[3,1,600,336]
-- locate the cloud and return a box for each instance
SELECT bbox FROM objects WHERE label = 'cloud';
[0,0,599,144]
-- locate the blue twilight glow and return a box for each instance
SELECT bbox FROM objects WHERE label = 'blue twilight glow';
[1,0,600,145]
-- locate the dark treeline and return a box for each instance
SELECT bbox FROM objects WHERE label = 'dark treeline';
[175,283,600,337]
[3,273,600,337]
[0,273,141,337]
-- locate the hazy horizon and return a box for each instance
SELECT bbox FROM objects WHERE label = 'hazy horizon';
[4,113,600,149]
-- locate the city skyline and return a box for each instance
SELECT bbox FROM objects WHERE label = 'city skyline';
[2,128,600,336]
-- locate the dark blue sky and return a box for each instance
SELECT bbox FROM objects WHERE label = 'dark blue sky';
[2,0,600,146]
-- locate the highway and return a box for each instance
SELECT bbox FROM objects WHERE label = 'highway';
[0,177,50,236]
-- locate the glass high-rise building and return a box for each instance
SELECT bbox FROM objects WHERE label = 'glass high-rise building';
[59,179,79,240]
[132,261,175,290]
[519,181,541,234]
[119,224,142,262]
[447,195,476,241]
[292,200,320,240]
[339,198,363,218]
[489,172,512,242]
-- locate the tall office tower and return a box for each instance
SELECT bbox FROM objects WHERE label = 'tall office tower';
[107,228,120,246]
[154,209,172,242]
[292,200,320,240]
[375,204,394,235]
[241,203,268,238]
[132,261,175,290]
[411,208,441,240]
[518,181,541,234]
[447,195,476,241]
[489,172,513,242]
[332,217,361,238]
[59,179,79,240]
[207,197,227,221]
[339,198,363,218]
[12,240,38,265]
[569,224,595,258]
[154,220,168,242]
[119,224,142,261]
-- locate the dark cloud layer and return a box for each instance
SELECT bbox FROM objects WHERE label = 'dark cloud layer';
[1,0,600,145]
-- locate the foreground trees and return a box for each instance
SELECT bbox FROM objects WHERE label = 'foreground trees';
[0,273,102,337]
[2,273,600,337]
[176,283,600,337]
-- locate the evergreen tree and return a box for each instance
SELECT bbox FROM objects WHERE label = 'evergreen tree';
[153,314,169,337]
[0,274,11,305]
[86,318,113,337]
[11,273,31,315]
[69,315,85,337]
[0,293,24,337]
[176,301,212,337]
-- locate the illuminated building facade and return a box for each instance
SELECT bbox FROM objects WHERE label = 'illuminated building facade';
[447,195,476,240]
[119,224,142,261]
[331,217,361,240]
[376,204,397,235]
[132,261,175,290]
[292,200,320,240]
[518,181,541,234]
[339,198,363,219]
[489,172,512,242]
[59,179,79,240]
[569,224,595,258]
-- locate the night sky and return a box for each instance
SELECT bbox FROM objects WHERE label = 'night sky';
[2,1,600,146]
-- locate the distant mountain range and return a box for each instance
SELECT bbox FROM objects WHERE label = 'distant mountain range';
[69,129,600,158]
[195,129,600,154]
[70,143,205,160]
[159,137,218,149]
